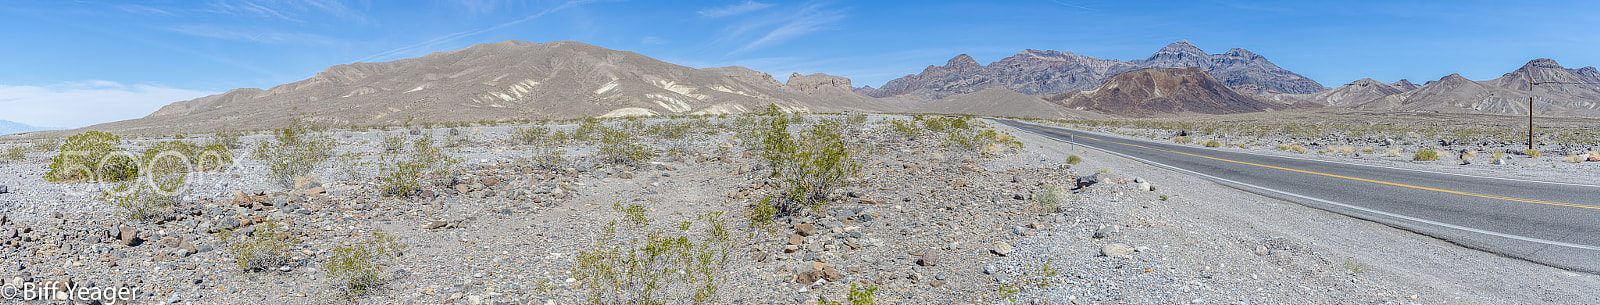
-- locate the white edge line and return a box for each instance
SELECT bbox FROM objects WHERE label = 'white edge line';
[1011,121,1600,252]
[1007,120,1600,189]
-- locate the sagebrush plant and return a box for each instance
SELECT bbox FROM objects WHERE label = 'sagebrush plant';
[512,125,552,145]
[1412,149,1439,161]
[3,146,25,161]
[252,114,336,189]
[1203,140,1222,147]
[100,153,187,221]
[32,137,61,152]
[327,231,406,299]
[46,131,138,182]
[142,140,233,172]
[1524,149,1542,158]
[761,118,861,216]
[380,134,406,152]
[573,203,734,305]
[378,135,461,197]
[1172,136,1191,144]
[886,119,920,141]
[1036,185,1066,213]
[1066,155,1082,165]
[597,127,652,166]
[209,126,245,149]
[225,221,299,272]
[817,283,879,305]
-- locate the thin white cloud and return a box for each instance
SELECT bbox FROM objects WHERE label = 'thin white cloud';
[164,24,339,45]
[641,36,669,45]
[0,81,215,128]
[201,0,370,23]
[452,0,520,16]
[731,3,845,54]
[205,0,297,21]
[355,0,597,63]
[699,1,773,18]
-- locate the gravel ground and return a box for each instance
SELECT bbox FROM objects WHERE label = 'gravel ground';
[0,114,1594,304]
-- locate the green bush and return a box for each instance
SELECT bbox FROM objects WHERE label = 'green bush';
[378,135,460,197]
[32,137,60,152]
[597,127,652,166]
[142,140,233,172]
[1412,149,1439,161]
[886,119,920,141]
[1036,185,1066,213]
[1172,136,1191,144]
[46,131,138,182]
[3,146,25,161]
[99,153,187,221]
[209,126,245,149]
[511,125,551,145]
[225,221,298,272]
[1524,149,1542,158]
[818,283,879,305]
[379,134,405,152]
[573,203,733,304]
[327,231,405,299]
[1203,140,1222,147]
[1066,155,1082,165]
[761,120,860,215]
[252,114,336,189]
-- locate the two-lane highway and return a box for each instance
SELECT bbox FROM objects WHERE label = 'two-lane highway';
[997,119,1600,273]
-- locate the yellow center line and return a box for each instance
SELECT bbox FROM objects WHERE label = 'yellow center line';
[1024,125,1600,210]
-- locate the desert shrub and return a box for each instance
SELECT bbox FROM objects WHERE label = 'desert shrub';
[573,118,603,141]
[32,137,61,152]
[597,127,652,166]
[377,135,460,197]
[1036,185,1066,213]
[1412,149,1439,161]
[887,119,920,141]
[1385,148,1403,158]
[1361,147,1376,154]
[46,131,138,182]
[1202,140,1222,147]
[1524,149,1542,158]
[327,231,406,299]
[99,153,187,221]
[142,140,233,172]
[1563,154,1585,163]
[1172,136,1191,144]
[761,120,860,215]
[209,126,245,149]
[573,203,733,304]
[512,125,551,145]
[1066,155,1082,165]
[648,120,697,153]
[845,113,869,125]
[225,221,299,272]
[817,283,879,305]
[252,114,336,189]
[380,134,406,152]
[3,146,25,161]
[443,128,473,147]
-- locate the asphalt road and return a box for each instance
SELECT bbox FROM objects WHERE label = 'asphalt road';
[997,119,1600,273]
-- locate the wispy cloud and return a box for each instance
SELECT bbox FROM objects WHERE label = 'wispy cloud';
[452,0,521,16]
[641,36,669,45]
[114,4,174,16]
[164,24,339,45]
[0,81,215,128]
[730,3,846,54]
[699,1,773,18]
[205,0,297,21]
[355,0,597,63]
[201,0,370,23]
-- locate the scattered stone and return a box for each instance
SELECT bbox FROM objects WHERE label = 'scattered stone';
[118,227,140,247]
[929,280,947,288]
[794,223,817,237]
[232,191,252,208]
[1092,225,1119,239]
[0,185,8,194]
[1075,173,1100,189]
[983,265,998,274]
[917,250,940,266]
[991,241,1013,256]
[788,234,804,246]
[1101,243,1135,258]
[617,172,636,179]
[784,245,800,253]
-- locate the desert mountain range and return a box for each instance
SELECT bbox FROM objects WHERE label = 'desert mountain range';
[864,41,1327,101]
[31,40,1600,136]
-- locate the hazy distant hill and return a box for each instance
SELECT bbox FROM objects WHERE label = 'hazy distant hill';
[0,120,54,135]
[1043,67,1292,117]
[70,40,905,135]
[868,41,1327,101]
[1267,78,1408,107]
[909,87,1103,119]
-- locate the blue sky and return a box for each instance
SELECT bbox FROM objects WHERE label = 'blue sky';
[3,0,1598,128]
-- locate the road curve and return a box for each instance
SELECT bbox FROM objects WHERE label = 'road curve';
[996,119,1600,273]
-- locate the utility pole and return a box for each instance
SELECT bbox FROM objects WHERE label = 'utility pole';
[1528,73,1534,151]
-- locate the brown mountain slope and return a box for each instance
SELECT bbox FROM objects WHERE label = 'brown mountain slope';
[1267,78,1404,107]
[74,40,904,135]
[1044,67,1291,117]
[909,87,1103,119]
[1358,59,1600,116]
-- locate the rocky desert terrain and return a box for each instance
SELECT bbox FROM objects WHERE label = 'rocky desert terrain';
[1,112,1597,305]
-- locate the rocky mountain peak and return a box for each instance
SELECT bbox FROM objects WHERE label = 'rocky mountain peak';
[945,54,982,69]
[785,73,853,94]
[1155,40,1205,56]
[1222,48,1261,59]
[1390,79,1420,91]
